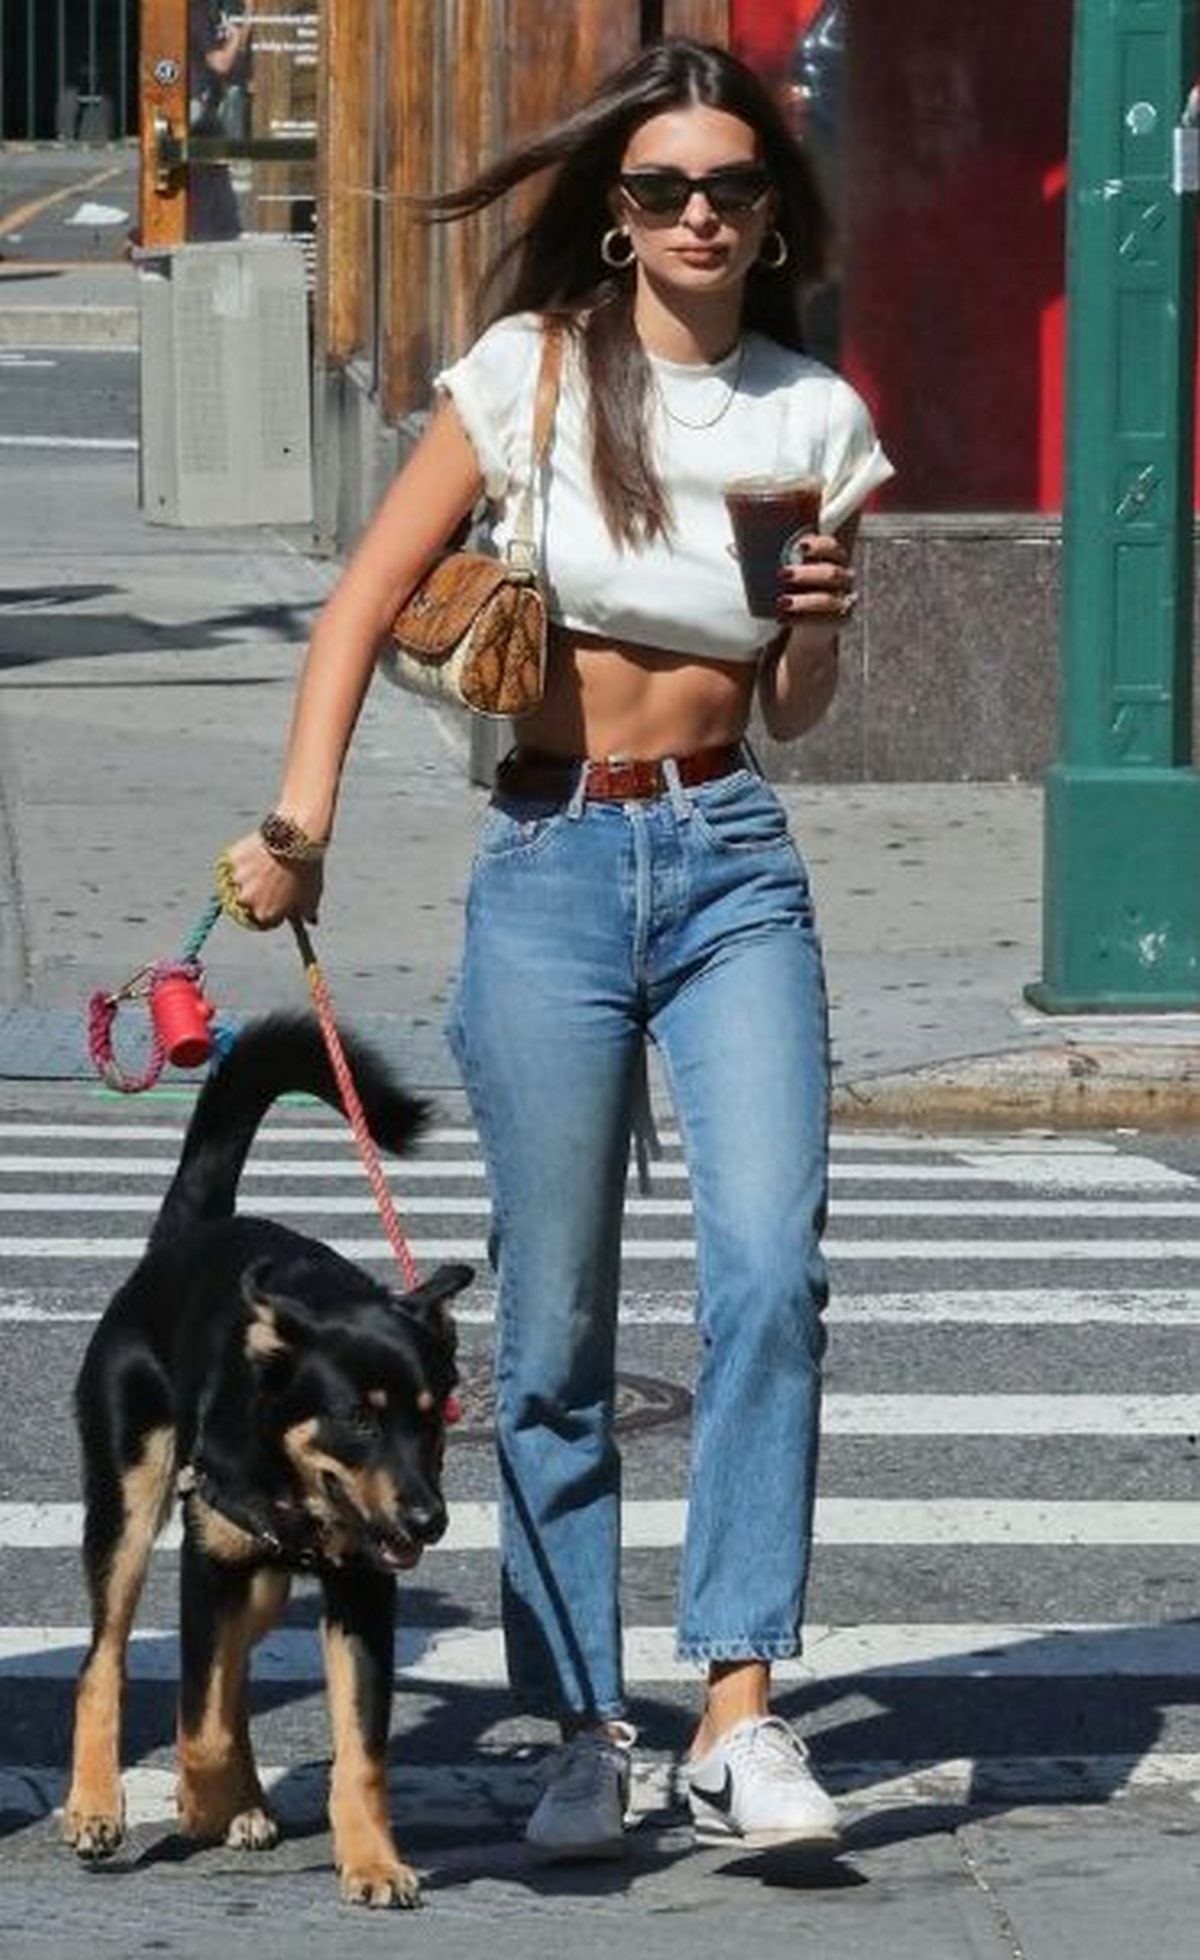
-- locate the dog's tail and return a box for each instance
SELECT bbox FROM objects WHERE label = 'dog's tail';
[148,1013,430,1248]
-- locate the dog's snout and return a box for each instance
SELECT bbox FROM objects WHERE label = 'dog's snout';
[407,1499,447,1545]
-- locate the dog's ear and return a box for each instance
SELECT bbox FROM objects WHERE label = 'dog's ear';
[240,1257,316,1361]
[395,1261,474,1317]
[392,1261,473,1343]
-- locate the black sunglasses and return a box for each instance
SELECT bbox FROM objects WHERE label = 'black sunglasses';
[618,165,773,220]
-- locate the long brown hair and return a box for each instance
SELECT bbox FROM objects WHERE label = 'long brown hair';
[425,39,830,549]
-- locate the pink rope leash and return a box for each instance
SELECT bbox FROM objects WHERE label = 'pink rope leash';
[290,918,420,1294]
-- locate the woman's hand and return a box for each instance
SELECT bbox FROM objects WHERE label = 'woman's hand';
[775,531,857,627]
[758,516,860,743]
[222,831,323,929]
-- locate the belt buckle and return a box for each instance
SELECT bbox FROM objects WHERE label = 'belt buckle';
[598,754,661,800]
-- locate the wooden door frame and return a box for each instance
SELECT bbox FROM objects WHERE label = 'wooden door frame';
[138,0,190,247]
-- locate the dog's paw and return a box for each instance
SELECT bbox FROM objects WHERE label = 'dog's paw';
[339,1858,422,1909]
[226,1806,279,1851]
[62,1804,125,1861]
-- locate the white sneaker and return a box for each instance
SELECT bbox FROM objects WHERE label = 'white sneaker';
[525,1722,636,1861]
[687,1715,841,1851]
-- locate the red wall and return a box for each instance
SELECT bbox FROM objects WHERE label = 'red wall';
[838,0,1071,510]
[734,0,1075,512]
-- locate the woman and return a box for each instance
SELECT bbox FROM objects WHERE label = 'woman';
[226,37,892,1861]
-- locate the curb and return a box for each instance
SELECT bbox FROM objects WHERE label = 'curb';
[0,305,137,350]
[834,1041,1200,1130]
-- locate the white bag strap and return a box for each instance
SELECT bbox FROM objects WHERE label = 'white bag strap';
[507,321,564,573]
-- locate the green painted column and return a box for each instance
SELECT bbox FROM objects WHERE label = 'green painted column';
[1030,0,1200,1011]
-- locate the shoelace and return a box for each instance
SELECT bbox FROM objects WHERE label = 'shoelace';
[544,1726,634,1799]
[724,1716,813,1784]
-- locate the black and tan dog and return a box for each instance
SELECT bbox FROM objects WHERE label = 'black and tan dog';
[62,1014,472,1908]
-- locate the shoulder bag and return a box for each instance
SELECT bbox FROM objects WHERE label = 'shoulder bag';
[380,322,564,720]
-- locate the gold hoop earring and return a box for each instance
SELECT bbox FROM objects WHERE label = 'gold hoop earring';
[600,226,636,270]
[758,229,789,271]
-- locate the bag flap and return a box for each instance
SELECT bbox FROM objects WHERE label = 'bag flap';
[392,553,525,661]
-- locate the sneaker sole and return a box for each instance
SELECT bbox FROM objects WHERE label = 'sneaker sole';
[691,1816,842,1854]
[525,1834,628,1864]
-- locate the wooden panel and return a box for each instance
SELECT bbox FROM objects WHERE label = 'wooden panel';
[498,0,641,298]
[380,0,439,420]
[442,0,506,360]
[138,0,189,248]
[505,0,640,150]
[320,0,373,364]
[662,0,731,39]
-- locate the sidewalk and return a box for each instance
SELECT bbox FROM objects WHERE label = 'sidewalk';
[1,414,1198,1121]
[0,260,137,348]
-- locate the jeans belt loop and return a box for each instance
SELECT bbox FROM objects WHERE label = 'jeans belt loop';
[660,755,692,820]
[566,762,589,820]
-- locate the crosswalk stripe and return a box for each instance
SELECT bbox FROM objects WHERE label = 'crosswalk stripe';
[0,1621,1191,1682]
[4,1189,1200,1221]
[7,1496,1200,1551]
[0,1394,1189,1440]
[0,1234,1197,1263]
[0,1121,1136,1153]
[4,1286,1200,1327]
[0,1154,1188,1190]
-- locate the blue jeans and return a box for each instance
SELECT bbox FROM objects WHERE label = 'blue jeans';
[447,761,830,1722]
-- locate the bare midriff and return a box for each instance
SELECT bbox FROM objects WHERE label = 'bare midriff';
[517,623,770,761]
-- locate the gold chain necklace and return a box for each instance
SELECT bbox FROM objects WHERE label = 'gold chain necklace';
[654,341,746,431]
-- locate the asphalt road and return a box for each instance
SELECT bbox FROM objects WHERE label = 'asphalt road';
[0,347,138,445]
[2,1085,1200,1801]
[0,147,137,264]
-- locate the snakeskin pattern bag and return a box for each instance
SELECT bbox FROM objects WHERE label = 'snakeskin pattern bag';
[381,324,563,719]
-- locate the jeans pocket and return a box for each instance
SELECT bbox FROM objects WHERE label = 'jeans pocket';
[474,797,567,864]
[689,775,795,856]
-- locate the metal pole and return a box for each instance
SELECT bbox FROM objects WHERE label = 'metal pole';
[1029,0,1200,1010]
[25,0,34,136]
[56,0,65,136]
[118,0,129,137]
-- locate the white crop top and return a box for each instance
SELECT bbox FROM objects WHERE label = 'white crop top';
[435,312,894,663]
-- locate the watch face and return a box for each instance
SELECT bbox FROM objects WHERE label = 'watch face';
[260,814,325,861]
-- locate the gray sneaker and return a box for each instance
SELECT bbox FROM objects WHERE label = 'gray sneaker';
[687,1715,841,1851]
[525,1722,636,1861]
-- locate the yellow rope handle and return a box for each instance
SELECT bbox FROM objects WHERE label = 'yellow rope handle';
[214,850,269,932]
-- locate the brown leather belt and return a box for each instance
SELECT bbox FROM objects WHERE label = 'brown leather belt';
[496,742,744,803]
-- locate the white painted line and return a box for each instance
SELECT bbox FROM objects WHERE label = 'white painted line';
[6,1284,1200,1329]
[0,1154,1186,1190]
[9,1287,1200,1328]
[6,1753,1200,1828]
[9,1496,1200,1552]
[1,1234,1199,1265]
[0,1121,1122,1152]
[0,1620,1192,1682]
[0,434,137,452]
[827,1288,1200,1325]
[7,1189,1200,1225]
[821,1395,1200,1436]
[0,1155,497,1181]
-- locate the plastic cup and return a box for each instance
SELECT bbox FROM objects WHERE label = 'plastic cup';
[724,475,824,619]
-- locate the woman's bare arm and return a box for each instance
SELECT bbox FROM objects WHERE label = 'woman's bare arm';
[224,397,483,923]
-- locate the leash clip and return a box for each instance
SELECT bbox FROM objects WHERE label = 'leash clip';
[105,960,157,1007]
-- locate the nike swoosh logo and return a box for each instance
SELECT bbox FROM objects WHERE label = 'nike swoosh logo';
[689,1766,734,1814]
